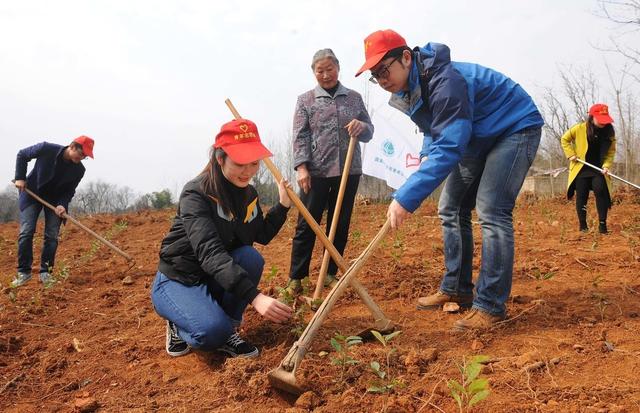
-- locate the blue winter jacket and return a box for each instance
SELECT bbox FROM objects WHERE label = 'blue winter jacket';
[15,142,85,211]
[390,43,544,212]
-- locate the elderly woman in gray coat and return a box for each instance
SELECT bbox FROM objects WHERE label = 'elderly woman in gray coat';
[283,48,374,296]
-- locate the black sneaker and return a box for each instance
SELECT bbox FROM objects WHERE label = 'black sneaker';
[217,332,259,358]
[166,321,191,357]
[599,222,608,234]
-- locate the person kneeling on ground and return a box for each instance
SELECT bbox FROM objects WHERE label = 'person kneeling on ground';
[151,119,293,358]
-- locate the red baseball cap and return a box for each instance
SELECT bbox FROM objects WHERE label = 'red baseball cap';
[588,103,614,125]
[214,118,272,164]
[73,135,94,159]
[355,29,407,77]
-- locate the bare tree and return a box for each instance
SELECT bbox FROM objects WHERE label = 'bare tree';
[270,126,297,186]
[133,193,152,211]
[112,186,135,213]
[0,185,19,223]
[596,0,640,82]
[606,63,640,179]
[538,85,573,168]
[72,180,117,214]
[538,65,602,169]
[71,180,138,214]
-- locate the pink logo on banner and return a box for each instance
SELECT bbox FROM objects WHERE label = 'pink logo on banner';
[405,153,420,168]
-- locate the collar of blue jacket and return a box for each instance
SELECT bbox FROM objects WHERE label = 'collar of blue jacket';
[388,43,458,117]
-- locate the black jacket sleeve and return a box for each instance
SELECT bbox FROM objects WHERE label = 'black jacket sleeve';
[254,201,290,245]
[180,186,260,302]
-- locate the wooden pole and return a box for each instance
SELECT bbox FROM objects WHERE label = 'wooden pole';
[224,99,390,325]
[312,135,358,303]
[21,187,134,262]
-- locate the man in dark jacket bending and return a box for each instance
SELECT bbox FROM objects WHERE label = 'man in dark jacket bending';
[11,136,94,287]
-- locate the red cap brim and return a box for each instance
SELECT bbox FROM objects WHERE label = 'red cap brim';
[223,141,273,164]
[355,51,387,77]
[593,114,614,125]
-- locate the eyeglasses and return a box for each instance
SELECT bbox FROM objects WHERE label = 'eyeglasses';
[369,57,400,84]
[73,146,87,160]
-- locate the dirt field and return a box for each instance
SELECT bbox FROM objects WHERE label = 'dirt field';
[1,194,639,412]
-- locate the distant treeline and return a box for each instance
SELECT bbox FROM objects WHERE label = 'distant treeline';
[0,170,395,224]
[0,182,175,223]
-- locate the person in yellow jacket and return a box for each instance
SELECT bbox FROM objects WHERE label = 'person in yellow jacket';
[561,103,616,234]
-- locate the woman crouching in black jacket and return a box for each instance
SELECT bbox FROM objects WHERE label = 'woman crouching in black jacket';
[152,118,293,358]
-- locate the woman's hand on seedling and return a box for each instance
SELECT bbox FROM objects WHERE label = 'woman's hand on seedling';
[252,293,293,323]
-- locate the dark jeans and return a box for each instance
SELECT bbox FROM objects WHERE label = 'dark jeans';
[150,246,264,350]
[438,127,541,316]
[289,174,360,279]
[575,175,609,226]
[17,202,62,274]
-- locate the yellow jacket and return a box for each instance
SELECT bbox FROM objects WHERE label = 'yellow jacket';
[560,122,616,198]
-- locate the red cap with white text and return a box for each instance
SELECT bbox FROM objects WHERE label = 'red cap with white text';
[214,119,272,164]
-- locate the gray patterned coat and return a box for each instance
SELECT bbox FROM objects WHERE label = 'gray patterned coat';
[292,82,374,178]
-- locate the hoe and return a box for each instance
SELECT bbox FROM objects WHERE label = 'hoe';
[19,185,135,269]
[268,220,390,395]
[576,158,640,191]
[224,99,394,393]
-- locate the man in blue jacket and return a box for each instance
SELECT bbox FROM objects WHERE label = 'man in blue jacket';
[11,136,94,287]
[356,29,543,331]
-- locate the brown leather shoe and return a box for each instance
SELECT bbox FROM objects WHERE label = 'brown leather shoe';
[417,291,474,310]
[452,308,505,331]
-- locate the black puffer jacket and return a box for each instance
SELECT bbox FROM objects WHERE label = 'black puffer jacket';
[158,176,289,302]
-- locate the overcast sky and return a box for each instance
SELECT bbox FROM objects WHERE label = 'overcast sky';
[0,0,634,196]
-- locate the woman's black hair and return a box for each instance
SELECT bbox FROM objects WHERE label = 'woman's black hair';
[70,142,83,151]
[199,147,236,217]
[586,115,615,143]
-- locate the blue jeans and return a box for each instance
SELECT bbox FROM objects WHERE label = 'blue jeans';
[438,127,541,316]
[17,202,62,274]
[151,246,264,350]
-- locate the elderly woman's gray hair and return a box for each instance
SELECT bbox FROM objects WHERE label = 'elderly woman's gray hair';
[311,49,340,70]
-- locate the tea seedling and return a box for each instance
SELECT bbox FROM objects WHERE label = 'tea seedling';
[391,237,404,262]
[330,333,362,383]
[80,220,128,263]
[367,330,404,394]
[351,230,362,243]
[532,268,555,281]
[264,264,278,283]
[368,361,404,394]
[371,330,402,368]
[447,355,491,412]
[290,303,310,338]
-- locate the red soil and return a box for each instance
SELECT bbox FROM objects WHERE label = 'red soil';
[1,196,639,412]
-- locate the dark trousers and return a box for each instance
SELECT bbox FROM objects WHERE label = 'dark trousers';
[289,175,360,279]
[17,202,62,274]
[575,175,609,226]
